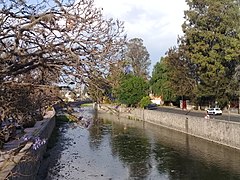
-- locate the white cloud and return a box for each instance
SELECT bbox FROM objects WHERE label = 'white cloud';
[94,0,188,73]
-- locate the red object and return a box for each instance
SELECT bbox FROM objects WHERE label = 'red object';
[182,100,187,109]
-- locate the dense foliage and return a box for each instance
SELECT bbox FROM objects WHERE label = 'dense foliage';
[180,0,240,107]
[151,0,240,109]
[150,57,175,101]
[116,75,149,107]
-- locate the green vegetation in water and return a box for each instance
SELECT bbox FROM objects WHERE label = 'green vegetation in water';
[56,114,79,123]
[80,103,93,107]
[56,115,70,123]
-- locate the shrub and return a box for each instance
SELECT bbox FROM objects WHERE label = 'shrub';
[139,96,152,108]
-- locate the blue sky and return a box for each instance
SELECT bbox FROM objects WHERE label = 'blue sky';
[94,0,188,74]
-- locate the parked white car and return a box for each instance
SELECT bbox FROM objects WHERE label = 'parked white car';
[206,108,222,115]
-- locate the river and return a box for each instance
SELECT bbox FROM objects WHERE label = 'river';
[41,107,240,180]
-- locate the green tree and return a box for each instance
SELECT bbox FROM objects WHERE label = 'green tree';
[125,38,151,79]
[165,47,196,102]
[116,75,149,107]
[150,57,175,101]
[180,0,240,108]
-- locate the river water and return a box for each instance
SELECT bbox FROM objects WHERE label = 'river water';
[43,107,240,180]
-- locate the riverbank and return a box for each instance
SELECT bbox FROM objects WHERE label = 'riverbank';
[98,104,240,151]
[0,110,55,180]
[35,107,240,179]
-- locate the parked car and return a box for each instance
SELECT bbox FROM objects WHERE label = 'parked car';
[206,108,222,115]
[144,103,158,110]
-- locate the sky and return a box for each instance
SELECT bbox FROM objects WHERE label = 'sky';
[94,0,188,74]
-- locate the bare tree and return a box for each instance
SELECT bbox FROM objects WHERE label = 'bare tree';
[0,0,126,84]
[125,38,150,79]
[0,0,126,139]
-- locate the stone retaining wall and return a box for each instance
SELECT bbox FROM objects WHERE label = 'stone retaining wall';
[97,111,240,175]
[0,110,55,180]
[99,105,240,150]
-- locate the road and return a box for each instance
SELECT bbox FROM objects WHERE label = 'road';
[58,100,239,123]
[154,106,240,123]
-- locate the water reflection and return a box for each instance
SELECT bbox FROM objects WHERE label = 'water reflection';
[144,121,240,179]
[88,119,111,151]
[45,108,240,180]
[111,127,151,179]
[98,111,240,180]
[152,143,237,180]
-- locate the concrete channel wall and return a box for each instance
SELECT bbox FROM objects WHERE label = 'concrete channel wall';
[98,111,240,175]
[98,105,240,150]
[0,110,55,180]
